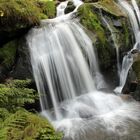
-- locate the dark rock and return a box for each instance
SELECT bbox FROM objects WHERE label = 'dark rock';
[131,49,139,54]
[129,81,138,92]
[0,65,7,82]
[64,1,75,14]
[10,38,33,79]
[0,40,17,82]
[65,5,75,14]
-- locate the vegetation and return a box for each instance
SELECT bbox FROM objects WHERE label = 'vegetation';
[0,79,62,139]
[0,109,62,140]
[0,79,37,112]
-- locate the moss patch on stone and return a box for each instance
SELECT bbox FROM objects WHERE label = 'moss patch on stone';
[78,3,106,45]
[0,0,40,32]
[0,0,56,33]
[36,0,56,19]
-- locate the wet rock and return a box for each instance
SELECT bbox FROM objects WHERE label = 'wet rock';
[129,81,138,92]
[10,38,33,79]
[131,49,139,54]
[64,1,75,14]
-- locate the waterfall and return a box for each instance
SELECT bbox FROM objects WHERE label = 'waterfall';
[115,0,140,94]
[101,15,121,76]
[57,1,68,17]
[27,0,140,139]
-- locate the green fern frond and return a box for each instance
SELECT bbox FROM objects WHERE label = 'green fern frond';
[0,79,38,112]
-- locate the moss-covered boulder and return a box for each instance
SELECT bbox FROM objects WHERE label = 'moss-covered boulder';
[0,0,40,33]
[0,0,56,45]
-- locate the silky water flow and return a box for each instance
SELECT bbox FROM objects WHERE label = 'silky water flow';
[27,0,140,139]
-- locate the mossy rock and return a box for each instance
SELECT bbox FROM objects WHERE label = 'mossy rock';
[37,0,56,19]
[0,0,41,32]
[0,0,56,41]
[0,109,62,140]
[78,3,106,45]
[78,1,132,85]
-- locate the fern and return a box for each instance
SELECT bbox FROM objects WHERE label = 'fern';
[0,79,62,139]
[0,109,62,140]
[0,79,38,112]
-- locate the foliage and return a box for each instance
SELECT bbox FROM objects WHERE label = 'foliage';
[6,79,32,88]
[0,79,62,139]
[0,79,38,112]
[0,108,10,122]
[0,109,62,140]
[0,40,17,68]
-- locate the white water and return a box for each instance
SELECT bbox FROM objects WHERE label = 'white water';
[57,1,69,17]
[27,1,140,139]
[101,15,121,76]
[115,0,140,94]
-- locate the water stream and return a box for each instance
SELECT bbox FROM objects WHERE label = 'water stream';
[115,0,140,94]
[27,0,140,139]
[101,15,121,76]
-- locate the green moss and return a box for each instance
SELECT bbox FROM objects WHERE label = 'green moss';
[0,0,41,32]
[0,0,56,33]
[0,40,17,68]
[78,3,106,45]
[37,0,56,18]
[0,109,62,140]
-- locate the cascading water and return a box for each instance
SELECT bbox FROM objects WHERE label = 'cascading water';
[101,14,121,76]
[27,0,140,139]
[115,0,140,94]
[57,1,69,17]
